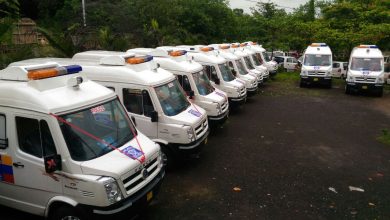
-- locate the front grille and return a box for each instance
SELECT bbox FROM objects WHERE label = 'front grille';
[195,118,208,138]
[221,100,228,112]
[355,77,376,83]
[308,71,326,76]
[122,155,159,195]
[240,87,246,96]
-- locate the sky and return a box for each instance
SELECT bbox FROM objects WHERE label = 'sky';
[228,0,310,13]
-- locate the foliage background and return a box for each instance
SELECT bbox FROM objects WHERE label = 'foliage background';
[1,0,389,67]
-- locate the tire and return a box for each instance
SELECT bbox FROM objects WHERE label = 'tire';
[345,84,351,95]
[327,80,332,89]
[51,205,82,220]
[376,87,383,97]
[299,79,305,88]
[161,145,175,170]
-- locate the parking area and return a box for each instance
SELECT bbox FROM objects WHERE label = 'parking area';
[2,73,390,219]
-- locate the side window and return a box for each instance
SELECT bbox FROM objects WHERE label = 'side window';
[142,90,155,117]
[333,63,340,68]
[228,61,236,75]
[182,76,191,92]
[0,114,6,149]
[123,88,143,115]
[287,58,292,63]
[205,65,218,82]
[15,117,57,158]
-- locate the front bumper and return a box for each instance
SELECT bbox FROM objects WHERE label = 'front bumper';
[208,109,229,121]
[247,86,258,96]
[301,75,332,83]
[172,129,210,158]
[228,94,247,105]
[78,168,165,219]
[347,82,383,91]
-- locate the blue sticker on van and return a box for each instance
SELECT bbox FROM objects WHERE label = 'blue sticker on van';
[188,109,201,117]
[122,146,144,159]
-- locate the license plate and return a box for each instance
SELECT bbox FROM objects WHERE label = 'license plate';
[204,137,208,145]
[362,85,368,90]
[313,78,319,82]
[147,191,153,202]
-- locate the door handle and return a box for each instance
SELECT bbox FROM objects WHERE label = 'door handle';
[131,116,137,126]
[13,162,24,168]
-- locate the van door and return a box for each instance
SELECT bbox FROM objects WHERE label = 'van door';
[121,87,158,139]
[1,113,62,215]
[332,62,341,77]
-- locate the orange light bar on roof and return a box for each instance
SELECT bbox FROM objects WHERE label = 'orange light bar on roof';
[200,47,214,52]
[231,44,239,48]
[219,45,230,49]
[240,43,248,47]
[169,50,187,57]
[27,65,82,80]
[251,42,257,45]
[126,55,153,64]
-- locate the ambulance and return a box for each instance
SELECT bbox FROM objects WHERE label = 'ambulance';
[0,62,164,219]
[345,45,385,96]
[127,47,229,124]
[300,43,333,88]
[207,44,258,95]
[177,45,247,106]
[70,51,209,167]
[227,43,265,85]
[244,42,277,79]
[238,43,269,81]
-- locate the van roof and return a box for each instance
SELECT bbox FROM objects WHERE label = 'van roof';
[128,47,203,73]
[72,51,175,86]
[177,46,226,64]
[1,61,115,114]
[351,45,383,58]
[305,43,332,55]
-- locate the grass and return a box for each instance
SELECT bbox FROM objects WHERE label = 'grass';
[377,129,390,146]
[263,71,346,97]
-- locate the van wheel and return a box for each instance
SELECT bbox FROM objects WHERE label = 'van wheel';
[345,84,351,95]
[299,80,305,88]
[51,205,82,220]
[376,87,383,97]
[161,146,175,170]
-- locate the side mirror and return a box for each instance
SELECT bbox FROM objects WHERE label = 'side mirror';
[44,154,62,173]
[214,78,220,85]
[151,111,158,122]
[188,90,195,99]
[232,69,237,76]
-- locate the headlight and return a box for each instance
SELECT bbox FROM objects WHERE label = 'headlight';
[378,77,384,83]
[235,87,240,93]
[215,102,221,114]
[187,127,195,141]
[100,177,123,204]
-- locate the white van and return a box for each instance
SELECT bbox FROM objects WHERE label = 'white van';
[332,61,348,78]
[177,45,247,106]
[345,45,385,96]
[300,43,333,88]
[244,42,277,79]
[273,56,299,72]
[227,43,265,85]
[239,43,269,80]
[208,44,259,95]
[0,62,164,219]
[69,51,209,167]
[128,47,229,124]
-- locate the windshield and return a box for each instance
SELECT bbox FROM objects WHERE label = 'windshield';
[236,60,248,75]
[351,58,382,71]
[193,70,214,96]
[60,99,135,161]
[244,56,255,69]
[218,63,236,82]
[304,54,331,66]
[255,53,264,64]
[155,79,191,116]
[252,54,261,66]
[262,52,270,62]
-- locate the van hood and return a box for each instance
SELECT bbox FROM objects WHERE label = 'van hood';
[166,103,207,126]
[80,132,159,179]
[349,69,383,77]
[304,66,332,72]
[205,90,227,104]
